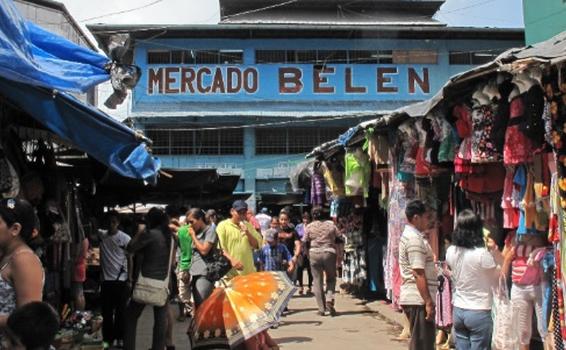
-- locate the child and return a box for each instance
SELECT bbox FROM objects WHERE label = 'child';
[4,302,59,350]
[258,229,294,274]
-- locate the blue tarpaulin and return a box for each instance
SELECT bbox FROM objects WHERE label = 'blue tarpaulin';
[0,0,160,183]
[0,77,161,183]
[0,0,110,93]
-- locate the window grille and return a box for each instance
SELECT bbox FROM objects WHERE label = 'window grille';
[147,51,171,64]
[449,51,471,65]
[219,50,243,64]
[256,128,288,154]
[296,50,318,64]
[256,127,347,155]
[195,50,220,64]
[255,50,287,64]
[317,50,348,64]
[348,50,378,64]
[145,127,243,155]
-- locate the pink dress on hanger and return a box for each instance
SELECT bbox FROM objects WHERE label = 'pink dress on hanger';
[504,97,533,165]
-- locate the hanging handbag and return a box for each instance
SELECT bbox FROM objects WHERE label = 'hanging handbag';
[204,239,232,282]
[132,236,175,307]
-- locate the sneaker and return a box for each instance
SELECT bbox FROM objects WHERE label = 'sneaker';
[271,321,280,329]
[317,311,327,317]
[298,287,304,295]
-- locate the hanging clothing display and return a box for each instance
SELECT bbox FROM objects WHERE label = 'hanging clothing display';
[385,171,414,309]
[344,148,371,197]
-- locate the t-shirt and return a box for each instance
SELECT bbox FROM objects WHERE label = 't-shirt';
[255,213,271,233]
[259,243,292,272]
[190,225,218,277]
[127,228,172,280]
[305,220,338,253]
[278,224,300,256]
[398,225,438,306]
[446,246,497,310]
[99,229,131,282]
[216,219,263,278]
[177,225,193,272]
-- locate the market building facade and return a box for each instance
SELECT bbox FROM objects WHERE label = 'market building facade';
[89,0,524,208]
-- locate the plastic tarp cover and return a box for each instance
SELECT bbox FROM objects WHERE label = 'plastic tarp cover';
[0,77,160,183]
[0,0,109,93]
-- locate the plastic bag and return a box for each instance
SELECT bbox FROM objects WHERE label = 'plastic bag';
[492,278,520,350]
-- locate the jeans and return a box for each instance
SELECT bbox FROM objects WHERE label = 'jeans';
[100,281,129,344]
[453,307,493,350]
[123,300,167,350]
[192,275,215,308]
[310,251,336,313]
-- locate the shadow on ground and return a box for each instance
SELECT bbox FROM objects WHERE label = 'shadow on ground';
[273,336,313,345]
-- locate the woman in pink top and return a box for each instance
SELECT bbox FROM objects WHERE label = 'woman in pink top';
[502,232,548,349]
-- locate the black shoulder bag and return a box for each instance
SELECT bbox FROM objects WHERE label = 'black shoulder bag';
[204,238,232,282]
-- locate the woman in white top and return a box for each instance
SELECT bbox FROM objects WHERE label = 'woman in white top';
[446,210,503,350]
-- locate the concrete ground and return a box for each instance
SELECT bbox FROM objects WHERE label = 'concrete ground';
[135,291,407,349]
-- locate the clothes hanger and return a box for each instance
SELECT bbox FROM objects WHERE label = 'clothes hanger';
[482,79,501,101]
[472,84,490,106]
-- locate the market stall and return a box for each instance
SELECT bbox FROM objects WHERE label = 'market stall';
[305,30,566,345]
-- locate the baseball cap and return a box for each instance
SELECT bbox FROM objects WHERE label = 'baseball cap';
[232,200,248,212]
[264,228,278,242]
[261,207,269,214]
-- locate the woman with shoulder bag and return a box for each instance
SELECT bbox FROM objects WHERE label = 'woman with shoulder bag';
[188,208,243,308]
[124,208,175,350]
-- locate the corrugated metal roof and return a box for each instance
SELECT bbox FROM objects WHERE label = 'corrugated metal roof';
[87,24,524,44]
[219,0,445,24]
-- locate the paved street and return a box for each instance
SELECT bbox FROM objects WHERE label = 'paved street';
[136,292,406,349]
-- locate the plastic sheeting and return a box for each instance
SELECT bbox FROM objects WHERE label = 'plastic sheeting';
[0,0,110,93]
[0,77,160,184]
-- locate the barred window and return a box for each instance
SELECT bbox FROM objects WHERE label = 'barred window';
[169,130,193,155]
[449,50,500,65]
[195,50,219,64]
[317,50,348,64]
[147,51,171,64]
[219,50,243,64]
[256,128,287,155]
[256,127,347,155]
[256,50,287,64]
[145,127,243,155]
[348,50,378,64]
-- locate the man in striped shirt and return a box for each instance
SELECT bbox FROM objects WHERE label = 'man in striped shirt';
[398,199,438,350]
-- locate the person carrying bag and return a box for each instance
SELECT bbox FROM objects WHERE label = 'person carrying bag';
[123,208,176,350]
[132,236,175,307]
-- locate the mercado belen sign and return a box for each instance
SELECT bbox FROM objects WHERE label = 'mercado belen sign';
[143,64,433,101]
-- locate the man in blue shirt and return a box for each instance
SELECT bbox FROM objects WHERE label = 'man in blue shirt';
[258,229,295,273]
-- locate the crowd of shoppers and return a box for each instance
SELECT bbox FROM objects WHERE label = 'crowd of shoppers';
[399,199,551,350]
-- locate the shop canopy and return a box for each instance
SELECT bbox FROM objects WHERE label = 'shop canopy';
[0,0,160,183]
[308,30,566,158]
[0,77,160,183]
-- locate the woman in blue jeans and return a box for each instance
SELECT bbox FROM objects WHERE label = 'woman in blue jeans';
[446,210,503,350]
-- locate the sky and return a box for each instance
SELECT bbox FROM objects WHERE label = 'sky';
[58,0,525,119]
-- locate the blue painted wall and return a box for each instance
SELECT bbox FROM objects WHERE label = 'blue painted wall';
[131,36,524,200]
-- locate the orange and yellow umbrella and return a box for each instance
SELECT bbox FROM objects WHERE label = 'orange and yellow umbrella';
[189,271,296,349]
